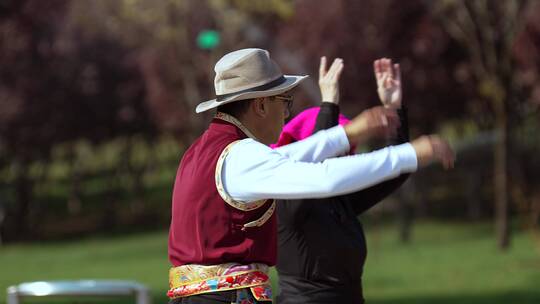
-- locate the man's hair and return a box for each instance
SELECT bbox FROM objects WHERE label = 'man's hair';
[216,99,254,118]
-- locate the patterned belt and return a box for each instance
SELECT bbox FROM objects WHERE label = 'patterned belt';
[168,263,272,301]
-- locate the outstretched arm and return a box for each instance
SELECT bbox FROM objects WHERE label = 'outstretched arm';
[221,58,453,203]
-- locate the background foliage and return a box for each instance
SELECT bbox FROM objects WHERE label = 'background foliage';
[1,0,539,302]
[1,0,539,244]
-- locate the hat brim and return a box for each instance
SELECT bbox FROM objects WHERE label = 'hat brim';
[195,75,309,113]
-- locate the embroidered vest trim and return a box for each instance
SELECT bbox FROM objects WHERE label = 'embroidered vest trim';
[213,113,276,228]
[214,112,259,141]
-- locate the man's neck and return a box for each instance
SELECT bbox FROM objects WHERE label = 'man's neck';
[237,116,259,140]
[237,114,269,145]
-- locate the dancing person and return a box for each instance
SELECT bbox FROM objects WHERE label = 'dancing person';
[275,57,409,304]
[167,48,454,303]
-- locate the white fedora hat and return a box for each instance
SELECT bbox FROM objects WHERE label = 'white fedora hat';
[196,48,308,113]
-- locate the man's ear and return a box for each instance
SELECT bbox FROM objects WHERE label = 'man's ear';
[252,97,266,118]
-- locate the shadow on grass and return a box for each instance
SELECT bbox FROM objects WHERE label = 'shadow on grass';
[369,290,540,304]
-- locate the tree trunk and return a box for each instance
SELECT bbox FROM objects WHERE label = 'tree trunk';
[397,179,416,244]
[494,99,510,250]
[14,160,32,240]
[67,144,82,215]
[466,173,482,220]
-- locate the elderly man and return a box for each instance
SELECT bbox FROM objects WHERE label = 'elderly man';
[168,48,454,304]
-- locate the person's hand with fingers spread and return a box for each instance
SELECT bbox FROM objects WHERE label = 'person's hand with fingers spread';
[318,56,344,104]
[374,57,455,169]
[319,56,399,144]
[374,58,402,109]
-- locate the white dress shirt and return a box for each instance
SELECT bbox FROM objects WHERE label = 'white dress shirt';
[221,125,417,203]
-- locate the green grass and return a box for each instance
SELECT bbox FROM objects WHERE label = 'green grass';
[1,221,539,304]
[363,221,540,304]
[0,233,170,303]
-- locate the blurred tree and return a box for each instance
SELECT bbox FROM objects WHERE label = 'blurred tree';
[275,0,468,129]
[0,0,298,241]
[0,0,155,240]
[0,0,72,238]
[431,0,533,250]
[71,0,295,138]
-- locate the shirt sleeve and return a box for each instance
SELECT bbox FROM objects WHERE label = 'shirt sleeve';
[221,133,418,202]
[272,125,350,162]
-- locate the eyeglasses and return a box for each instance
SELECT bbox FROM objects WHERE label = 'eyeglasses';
[270,95,294,112]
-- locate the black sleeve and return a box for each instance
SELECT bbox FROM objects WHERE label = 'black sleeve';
[345,106,411,215]
[314,102,340,131]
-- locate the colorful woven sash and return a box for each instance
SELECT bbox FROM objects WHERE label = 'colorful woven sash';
[168,263,272,301]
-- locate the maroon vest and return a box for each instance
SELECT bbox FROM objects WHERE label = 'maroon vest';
[168,119,277,267]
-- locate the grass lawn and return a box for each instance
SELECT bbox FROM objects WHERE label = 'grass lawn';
[362,221,540,304]
[0,221,539,304]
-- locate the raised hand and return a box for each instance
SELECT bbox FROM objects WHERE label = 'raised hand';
[411,135,455,169]
[344,106,400,145]
[374,58,402,109]
[319,56,344,104]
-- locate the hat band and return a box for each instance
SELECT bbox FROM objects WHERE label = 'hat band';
[216,76,286,102]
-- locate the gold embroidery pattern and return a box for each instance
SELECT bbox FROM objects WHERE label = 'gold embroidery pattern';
[215,141,268,212]
[169,263,269,287]
[243,201,276,228]
[213,112,275,227]
[168,263,271,300]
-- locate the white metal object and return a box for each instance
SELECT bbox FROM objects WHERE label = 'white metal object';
[6,280,151,304]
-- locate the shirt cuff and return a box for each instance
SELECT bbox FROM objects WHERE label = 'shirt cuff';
[320,102,339,108]
[392,143,418,172]
[329,125,351,155]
